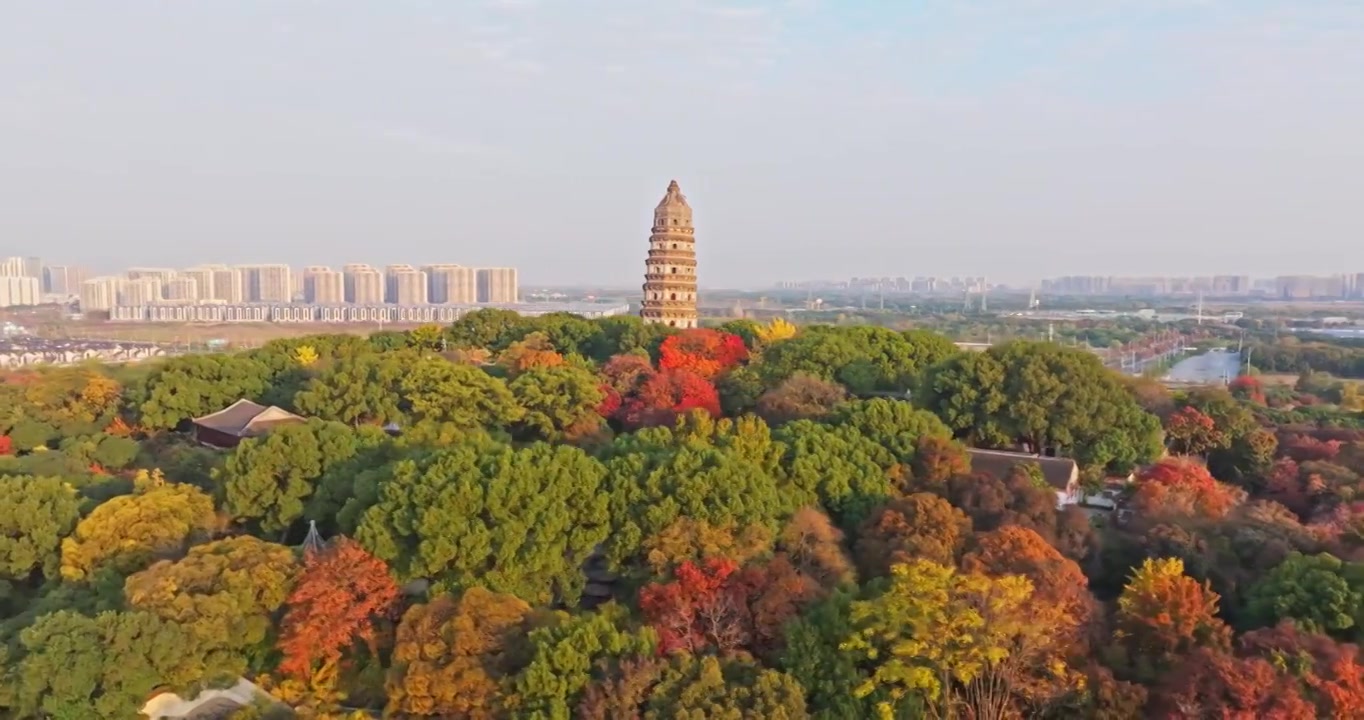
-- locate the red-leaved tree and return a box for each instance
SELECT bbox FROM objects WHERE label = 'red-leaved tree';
[639,557,748,655]
[1132,457,1243,519]
[1164,406,1226,456]
[277,537,402,679]
[1228,375,1266,405]
[1279,434,1343,463]
[1155,647,1315,719]
[620,369,721,429]
[657,329,748,380]
[0,435,11,456]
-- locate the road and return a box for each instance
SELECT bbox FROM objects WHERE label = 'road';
[1165,350,1242,384]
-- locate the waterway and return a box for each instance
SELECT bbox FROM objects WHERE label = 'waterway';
[1164,350,1242,384]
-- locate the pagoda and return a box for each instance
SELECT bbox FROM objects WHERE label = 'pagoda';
[640,180,698,328]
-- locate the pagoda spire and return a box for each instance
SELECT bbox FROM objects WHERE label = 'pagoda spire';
[640,179,699,329]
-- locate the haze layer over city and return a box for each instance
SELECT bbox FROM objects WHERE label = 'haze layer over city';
[4,2,1364,287]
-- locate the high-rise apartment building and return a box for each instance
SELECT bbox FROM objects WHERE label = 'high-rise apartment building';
[0,276,41,307]
[343,264,384,304]
[639,180,697,328]
[385,265,428,305]
[0,257,28,277]
[180,267,216,302]
[423,264,477,304]
[477,267,519,304]
[164,276,200,301]
[238,264,292,303]
[121,277,163,306]
[302,266,345,304]
[79,277,123,312]
[42,265,87,295]
[126,267,177,285]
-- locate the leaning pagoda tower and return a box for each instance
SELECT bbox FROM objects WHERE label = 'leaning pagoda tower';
[640,179,698,328]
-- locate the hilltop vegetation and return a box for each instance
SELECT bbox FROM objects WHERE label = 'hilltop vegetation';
[1,310,1364,718]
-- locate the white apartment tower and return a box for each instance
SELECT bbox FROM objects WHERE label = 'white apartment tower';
[477,267,518,303]
[238,264,292,303]
[343,264,384,304]
[302,267,345,304]
[79,277,123,312]
[423,264,477,304]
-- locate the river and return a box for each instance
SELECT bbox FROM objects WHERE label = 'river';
[1165,349,1242,384]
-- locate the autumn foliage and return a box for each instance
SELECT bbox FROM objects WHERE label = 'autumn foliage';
[1113,558,1231,678]
[1131,457,1243,519]
[640,557,747,655]
[277,537,401,680]
[1164,406,1225,456]
[1228,375,1266,405]
[657,329,748,380]
[619,369,721,429]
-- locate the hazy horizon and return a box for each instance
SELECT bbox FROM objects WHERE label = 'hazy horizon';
[3,1,1363,288]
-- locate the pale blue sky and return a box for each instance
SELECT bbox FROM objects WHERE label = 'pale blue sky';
[2,1,1362,288]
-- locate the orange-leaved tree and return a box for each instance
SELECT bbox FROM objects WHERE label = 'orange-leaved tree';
[277,537,401,680]
[657,329,748,380]
[1112,557,1231,682]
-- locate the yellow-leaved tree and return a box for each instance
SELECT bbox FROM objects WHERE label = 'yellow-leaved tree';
[294,344,320,367]
[755,317,798,345]
[841,558,1081,720]
[60,472,218,581]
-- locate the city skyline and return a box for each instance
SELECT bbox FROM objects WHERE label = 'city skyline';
[4,3,1363,287]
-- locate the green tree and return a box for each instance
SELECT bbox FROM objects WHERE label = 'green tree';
[532,312,606,357]
[506,603,657,719]
[774,421,896,528]
[716,366,766,416]
[355,439,610,603]
[829,398,952,463]
[782,591,904,719]
[8,610,208,720]
[759,326,951,394]
[644,654,809,720]
[0,475,81,583]
[918,341,1162,469]
[583,316,675,363]
[1244,552,1363,635]
[400,355,525,429]
[293,351,407,426]
[509,365,607,441]
[447,308,532,350]
[221,419,373,535]
[600,424,791,570]
[138,354,272,429]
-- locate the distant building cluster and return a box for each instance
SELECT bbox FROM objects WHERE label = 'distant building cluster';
[67,262,519,313]
[774,272,1364,300]
[775,276,990,294]
[1041,274,1364,299]
[107,301,630,324]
